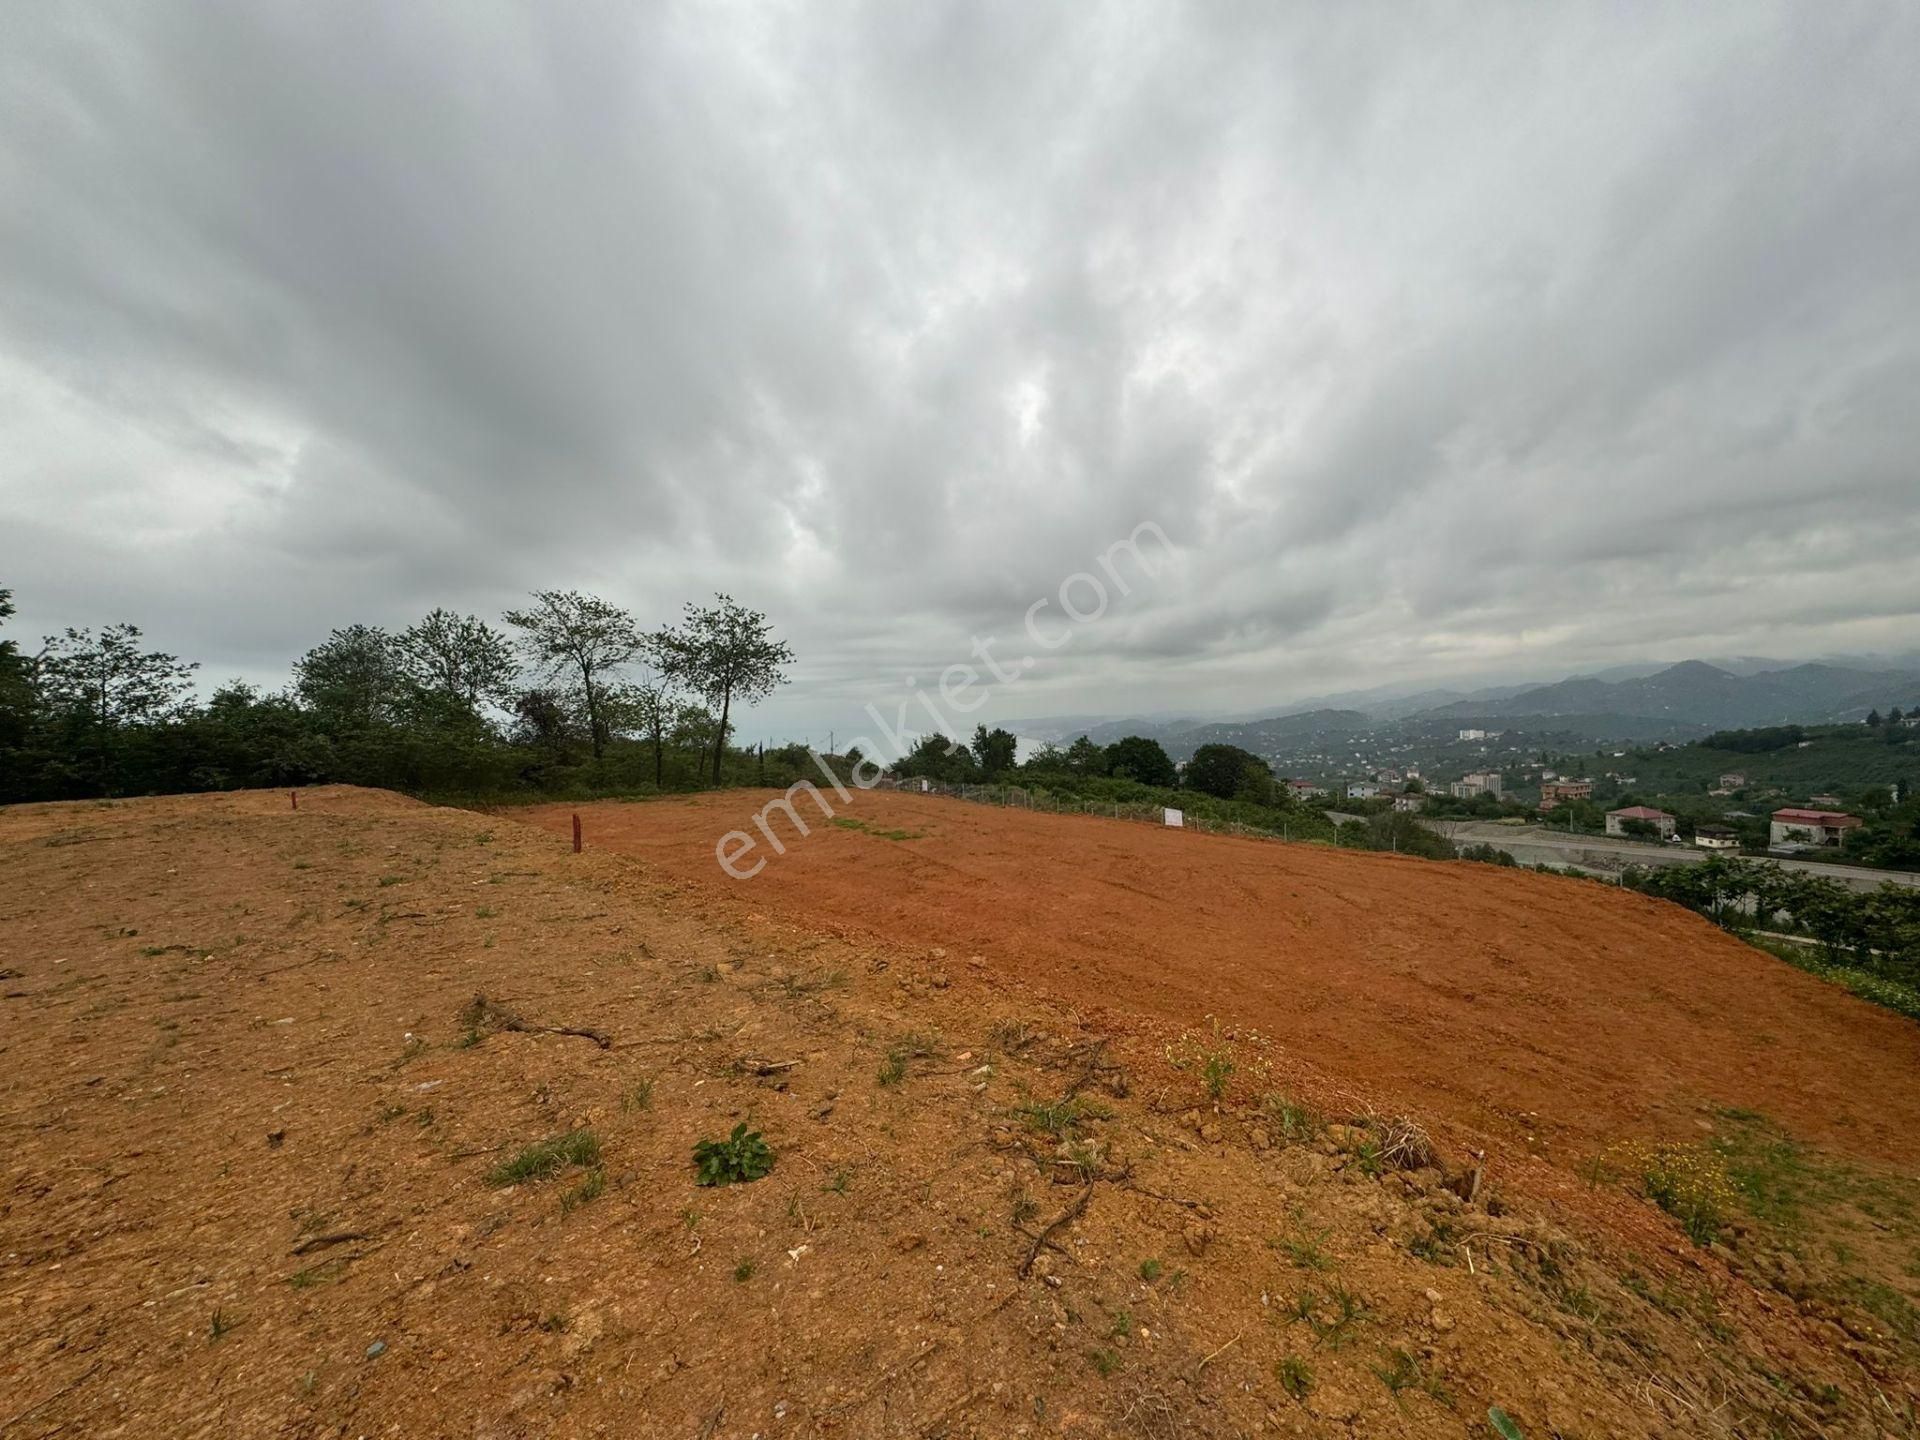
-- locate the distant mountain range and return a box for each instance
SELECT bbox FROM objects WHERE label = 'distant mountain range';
[1020,658,1920,756]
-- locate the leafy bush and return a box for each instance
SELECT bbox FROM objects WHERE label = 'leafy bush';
[693,1123,775,1186]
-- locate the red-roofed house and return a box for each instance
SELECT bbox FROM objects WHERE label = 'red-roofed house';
[1768,808,1862,850]
[1605,805,1675,839]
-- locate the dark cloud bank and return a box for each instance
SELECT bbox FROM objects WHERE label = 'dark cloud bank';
[4,2,1917,742]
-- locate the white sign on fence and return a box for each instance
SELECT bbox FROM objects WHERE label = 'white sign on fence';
[920,779,930,792]
[1164,807,1184,828]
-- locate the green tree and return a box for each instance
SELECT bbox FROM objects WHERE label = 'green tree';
[504,591,647,760]
[1103,735,1176,787]
[658,594,794,784]
[395,609,516,714]
[0,587,32,755]
[1063,735,1106,774]
[1184,743,1270,800]
[971,724,1018,777]
[295,625,407,732]
[38,623,198,793]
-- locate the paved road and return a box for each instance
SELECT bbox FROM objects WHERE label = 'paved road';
[1433,820,1920,893]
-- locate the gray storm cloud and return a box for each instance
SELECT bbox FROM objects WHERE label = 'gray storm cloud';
[3,1,1917,741]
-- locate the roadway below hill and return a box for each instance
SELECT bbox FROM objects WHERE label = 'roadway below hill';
[1433,819,1920,892]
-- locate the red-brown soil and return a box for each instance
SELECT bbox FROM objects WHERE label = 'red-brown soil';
[522,789,1920,1173]
[3,787,1915,1437]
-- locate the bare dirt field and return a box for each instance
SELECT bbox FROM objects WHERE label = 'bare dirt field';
[522,789,1920,1176]
[4,786,1917,1437]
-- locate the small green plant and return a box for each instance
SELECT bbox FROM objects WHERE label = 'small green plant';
[286,1259,347,1289]
[561,1167,606,1213]
[693,1123,775,1186]
[1291,1283,1368,1348]
[378,874,403,887]
[1088,1348,1122,1377]
[539,1312,569,1333]
[1488,1407,1527,1439]
[486,1130,602,1187]
[1138,1257,1163,1282]
[1109,1310,1133,1338]
[1010,1189,1040,1226]
[734,1258,757,1283]
[697,964,720,983]
[1354,1139,1384,1178]
[209,1307,240,1341]
[1277,1354,1313,1400]
[475,906,496,919]
[1265,1092,1322,1143]
[1165,1016,1268,1103]
[822,1167,853,1195]
[1013,1094,1108,1139]
[876,1048,909,1087]
[1274,1228,1332,1271]
[1409,1220,1457,1265]
[622,1078,655,1112]
[1374,1346,1421,1394]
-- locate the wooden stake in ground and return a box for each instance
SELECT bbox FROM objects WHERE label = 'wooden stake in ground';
[290,790,298,810]
[572,813,582,853]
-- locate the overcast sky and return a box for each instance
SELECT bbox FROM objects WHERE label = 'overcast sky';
[4,2,1917,745]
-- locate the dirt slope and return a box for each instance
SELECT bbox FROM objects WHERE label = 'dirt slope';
[2,787,1915,1438]
[521,789,1920,1174]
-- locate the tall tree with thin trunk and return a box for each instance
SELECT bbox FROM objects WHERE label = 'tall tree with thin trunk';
[38,623,198,792]
[503,591,645,760]
[658,594,793,784]
[395,609,517,713]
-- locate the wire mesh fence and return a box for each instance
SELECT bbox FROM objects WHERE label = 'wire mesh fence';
[871,776,1299,843]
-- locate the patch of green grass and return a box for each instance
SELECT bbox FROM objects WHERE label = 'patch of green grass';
[1088,1348,1122,1377]
[622,1078,655,1112]
[286,1259,348,1289]
[378,874,403,888]
[1013,1094,1109,1139]
[1272,1225,1333,1271]
[1276,1354,1313,1399]
[1109,1310,1134,1339]
[1353,1139,1384,1178]
[561,1167,606,1213]
[1290,1282,1368,1349]
[734,1258,757,1283]
[209,1308,241,1342]
[475,906,496,919]
[1138,1257,1163,1282]
[1264,1092,1322,1143]
[829,817,926,841]
[1747,935,1920,1022]
[486,1130,602,1187]
[1373,1345,1451,1404]
[822,1167,853,1195]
